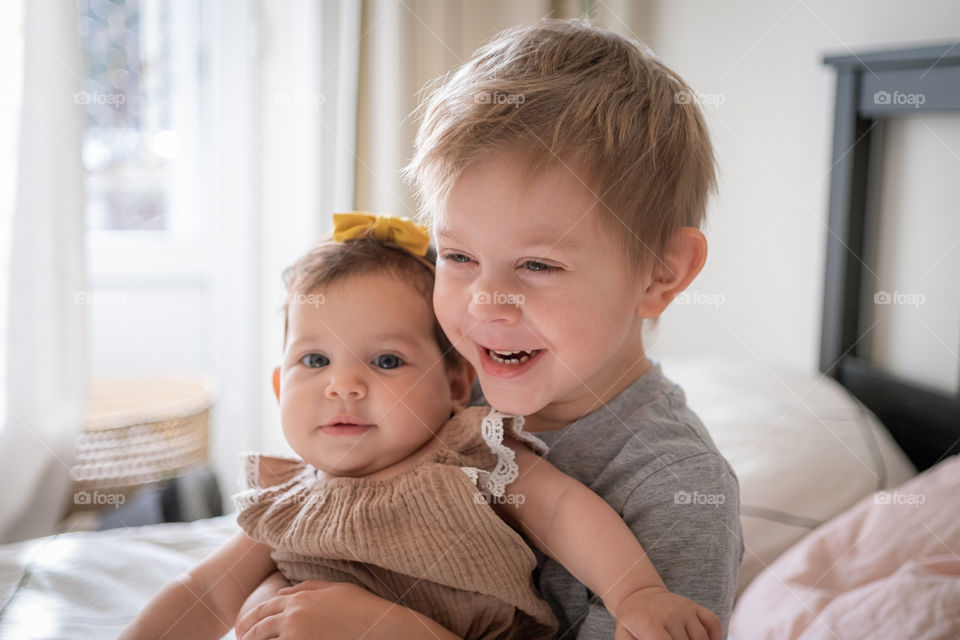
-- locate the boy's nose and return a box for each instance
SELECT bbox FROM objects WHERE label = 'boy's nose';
[468,287,522,324]
[324,372,367,400]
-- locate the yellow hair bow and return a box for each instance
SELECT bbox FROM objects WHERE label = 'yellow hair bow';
[332,212,430,257]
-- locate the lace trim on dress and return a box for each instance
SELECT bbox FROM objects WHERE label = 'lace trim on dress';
[244,451,261,488]
[232,451,263,511]
[460,408,549,499]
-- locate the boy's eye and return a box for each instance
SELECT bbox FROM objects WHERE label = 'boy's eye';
[373,354,403,370]
[300,353,329,368]
[522,260,556,272]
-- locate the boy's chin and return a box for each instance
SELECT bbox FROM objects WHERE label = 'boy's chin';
[480,385,547,417]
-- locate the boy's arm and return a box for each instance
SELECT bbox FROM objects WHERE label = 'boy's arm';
[566,453,743,640]
[493,439,667,617]
[120,530,277,640]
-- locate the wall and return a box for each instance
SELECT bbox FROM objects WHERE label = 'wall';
[635,0,960,382]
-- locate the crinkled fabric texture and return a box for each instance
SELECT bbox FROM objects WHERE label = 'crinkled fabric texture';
[731,454,960,640]
[234,406,557,640]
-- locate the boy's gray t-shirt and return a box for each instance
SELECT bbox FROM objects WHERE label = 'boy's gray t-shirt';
[521,359,743,639]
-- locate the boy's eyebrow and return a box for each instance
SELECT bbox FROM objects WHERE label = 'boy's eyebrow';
[436,228,585,252]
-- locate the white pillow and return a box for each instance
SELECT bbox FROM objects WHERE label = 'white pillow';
[661,355,916,595]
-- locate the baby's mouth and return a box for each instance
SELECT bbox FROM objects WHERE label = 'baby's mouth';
[485,348,542,365]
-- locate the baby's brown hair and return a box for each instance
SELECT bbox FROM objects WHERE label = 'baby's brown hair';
[404,18,716,280]
[281,235,462,371]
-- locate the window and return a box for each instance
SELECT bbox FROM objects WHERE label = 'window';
[77,0,201,247]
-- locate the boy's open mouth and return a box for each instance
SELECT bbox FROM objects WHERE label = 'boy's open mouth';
[479,346,545,378]
[484,348,542,365]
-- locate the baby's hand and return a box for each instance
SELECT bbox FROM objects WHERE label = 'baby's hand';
[612,587,721,640]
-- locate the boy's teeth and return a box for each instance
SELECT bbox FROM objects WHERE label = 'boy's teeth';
[488,348,538,365]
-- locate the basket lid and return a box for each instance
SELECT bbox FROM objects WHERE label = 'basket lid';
[85,374,215,432]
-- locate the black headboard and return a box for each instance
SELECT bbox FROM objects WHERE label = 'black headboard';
[820,44,960,472]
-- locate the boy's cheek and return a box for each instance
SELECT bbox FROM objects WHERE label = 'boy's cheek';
[432,285,461,335]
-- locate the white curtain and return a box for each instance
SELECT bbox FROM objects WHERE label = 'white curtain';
[0,0,86,543]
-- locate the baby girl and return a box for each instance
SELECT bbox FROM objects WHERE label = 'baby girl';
[121,214,720,640]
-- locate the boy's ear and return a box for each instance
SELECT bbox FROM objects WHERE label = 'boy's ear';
[272,367,281,403]
[448,360,477,414]
[636,227,708,318]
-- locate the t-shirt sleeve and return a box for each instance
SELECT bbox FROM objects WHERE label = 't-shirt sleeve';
[571,452,743,640]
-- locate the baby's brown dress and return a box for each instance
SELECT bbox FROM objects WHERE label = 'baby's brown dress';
[234,406,559,640]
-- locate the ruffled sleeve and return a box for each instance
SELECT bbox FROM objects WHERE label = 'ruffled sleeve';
[454,407,549,501]
[232,452,316,513]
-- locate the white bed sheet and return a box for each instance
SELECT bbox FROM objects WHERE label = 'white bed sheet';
[0,515,238,640]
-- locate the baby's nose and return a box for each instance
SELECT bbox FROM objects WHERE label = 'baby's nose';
[324,372,367,399]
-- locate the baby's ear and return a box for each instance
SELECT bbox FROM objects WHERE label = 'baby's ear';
[272,367,281,403]
[448,360,476,414]
[636,227,707,318]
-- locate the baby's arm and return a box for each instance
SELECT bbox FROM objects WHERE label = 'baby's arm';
[494,439,720,640]
[119,530,277,640]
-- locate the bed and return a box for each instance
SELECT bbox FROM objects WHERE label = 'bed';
[1,43,959,640]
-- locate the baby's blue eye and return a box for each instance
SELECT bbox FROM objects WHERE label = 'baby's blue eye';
[444,253,472,264]
[373,354,403,370]
[301,353,329,368]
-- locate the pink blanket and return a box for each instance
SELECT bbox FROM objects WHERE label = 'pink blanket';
[730,454,960,639]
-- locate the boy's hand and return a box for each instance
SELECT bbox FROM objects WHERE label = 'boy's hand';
[234,579,461,640]
[235,580,389,640]
[612,587,722,640]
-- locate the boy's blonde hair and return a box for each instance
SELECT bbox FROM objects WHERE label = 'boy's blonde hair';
[404,18,716,278]
[281,236,462,371]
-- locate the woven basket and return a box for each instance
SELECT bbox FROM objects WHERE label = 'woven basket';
[69,375,214,511]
